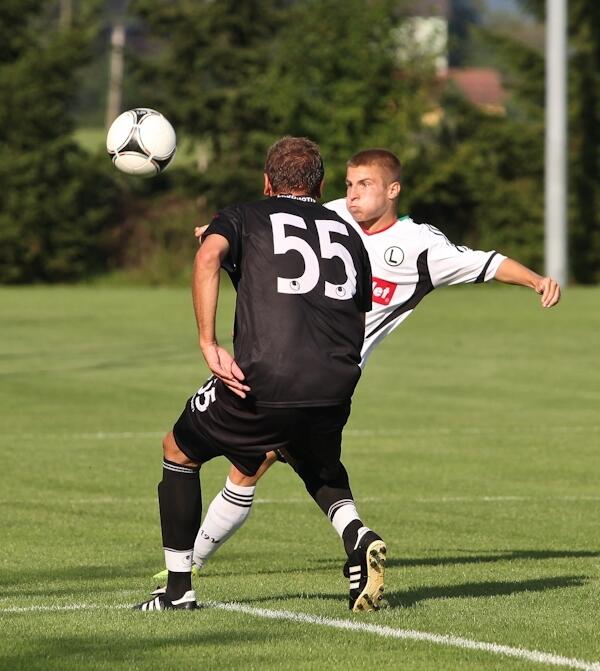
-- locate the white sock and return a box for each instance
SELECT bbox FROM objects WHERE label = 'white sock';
[193,477,255,568]
[164,548,193,572]
[329,500,361,539]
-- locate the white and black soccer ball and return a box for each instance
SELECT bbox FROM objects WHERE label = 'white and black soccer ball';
[106,108,176,177]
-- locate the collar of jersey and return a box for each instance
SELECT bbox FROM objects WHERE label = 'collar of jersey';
[275,194,317,203]
[360,215,409,236]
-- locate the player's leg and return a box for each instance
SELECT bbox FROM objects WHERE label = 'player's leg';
[293,457,364,552]
[148,379,287,589]
[192,452,278,568]
[294,456,387,612]
[287,404,387,612]
[135,431,202,611]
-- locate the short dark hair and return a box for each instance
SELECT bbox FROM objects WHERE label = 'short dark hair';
[347,149,402,184]
[265,136,324,197]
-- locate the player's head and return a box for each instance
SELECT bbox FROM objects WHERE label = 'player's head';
[264,136,324,199]
[345,149,402,227]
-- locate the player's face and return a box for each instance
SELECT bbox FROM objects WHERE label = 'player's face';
[345,164,400,227]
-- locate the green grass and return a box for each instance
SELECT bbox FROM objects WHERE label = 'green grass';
[0,284,599,670]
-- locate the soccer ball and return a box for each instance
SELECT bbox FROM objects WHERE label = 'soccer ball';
[106,108,176,176]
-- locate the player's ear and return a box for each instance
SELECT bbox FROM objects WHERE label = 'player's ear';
[315,179,324,199]
[388,181,401,200]
[263,173,273,196]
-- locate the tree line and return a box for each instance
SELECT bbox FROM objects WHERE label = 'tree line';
[1,0,598,284]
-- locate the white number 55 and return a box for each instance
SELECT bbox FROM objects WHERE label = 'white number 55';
[270,213,357,300]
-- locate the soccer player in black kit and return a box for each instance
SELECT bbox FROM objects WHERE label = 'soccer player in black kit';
[135,137,387,612]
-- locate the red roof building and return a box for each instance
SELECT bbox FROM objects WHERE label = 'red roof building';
[447,67,508,114]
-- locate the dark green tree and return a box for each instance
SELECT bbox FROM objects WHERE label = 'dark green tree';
[255,0,435,199]
[129,0,290,206]
[448,0,484,66]
[0,0,120,283]
[480,0,600,282]
[404,93,544,267]
[129,0,436,205]
[567,1,600,283]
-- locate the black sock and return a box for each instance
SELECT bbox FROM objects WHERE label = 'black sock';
[158,459,201,600]
[166,570,192,600]
[297,459,353,515]
[294,458,364,556]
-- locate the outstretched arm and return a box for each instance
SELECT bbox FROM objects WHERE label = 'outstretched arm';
[192,234,250,397]
[494,258,561,308]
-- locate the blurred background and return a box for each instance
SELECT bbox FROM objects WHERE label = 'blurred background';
[0,0,598,286]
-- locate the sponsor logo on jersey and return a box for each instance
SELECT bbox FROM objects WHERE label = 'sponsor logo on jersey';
[372,277,397,305]
[384,246,404,266]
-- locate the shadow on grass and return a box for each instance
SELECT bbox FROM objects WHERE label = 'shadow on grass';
[385,549,600,569]
[3,550,595,601]
[311,548,600,571]
[236,574,587,609]
[385,574,588,608]
[0,560,335,598]
[0,563,157,598]
[0,630,267,670]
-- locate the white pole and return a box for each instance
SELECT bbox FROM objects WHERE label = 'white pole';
[545,0,568,284]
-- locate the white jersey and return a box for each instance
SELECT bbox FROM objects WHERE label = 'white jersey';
[325,199,507,366]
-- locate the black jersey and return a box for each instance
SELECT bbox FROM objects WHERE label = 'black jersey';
[204,195,372,407]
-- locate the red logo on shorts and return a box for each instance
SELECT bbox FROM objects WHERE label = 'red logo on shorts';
[372,277,397,305]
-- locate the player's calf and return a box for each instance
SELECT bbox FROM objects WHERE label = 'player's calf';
[134,431,202,609]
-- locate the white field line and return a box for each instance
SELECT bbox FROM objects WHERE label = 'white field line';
[0,599,598,671]
[210,601,600,671]
[2,425,599,442]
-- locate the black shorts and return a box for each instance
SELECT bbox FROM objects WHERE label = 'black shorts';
[172,376,351,477]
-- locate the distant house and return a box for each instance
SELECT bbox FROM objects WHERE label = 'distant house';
[398,0,507,115]
[447,67,508,114]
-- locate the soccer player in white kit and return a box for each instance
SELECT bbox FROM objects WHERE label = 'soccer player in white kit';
[158,149,560,592]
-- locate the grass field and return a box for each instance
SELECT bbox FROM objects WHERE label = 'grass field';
[1,284,599,670]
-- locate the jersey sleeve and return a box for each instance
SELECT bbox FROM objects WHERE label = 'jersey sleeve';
[423,225,507,288]
[202,205,243,274]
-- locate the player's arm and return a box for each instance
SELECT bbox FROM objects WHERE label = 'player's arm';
[493,258,561,308]
[425,226,561,308]
[192,234,250,397]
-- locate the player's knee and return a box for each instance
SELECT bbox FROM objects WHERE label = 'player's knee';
[162,431,197,467]
[318,461,348,487]
[264,450,279,467]
[228,451,277,487]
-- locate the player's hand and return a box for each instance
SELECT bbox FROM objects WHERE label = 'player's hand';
[534,276,561,308]
[201,343,250,398]
[195,225,208,245]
